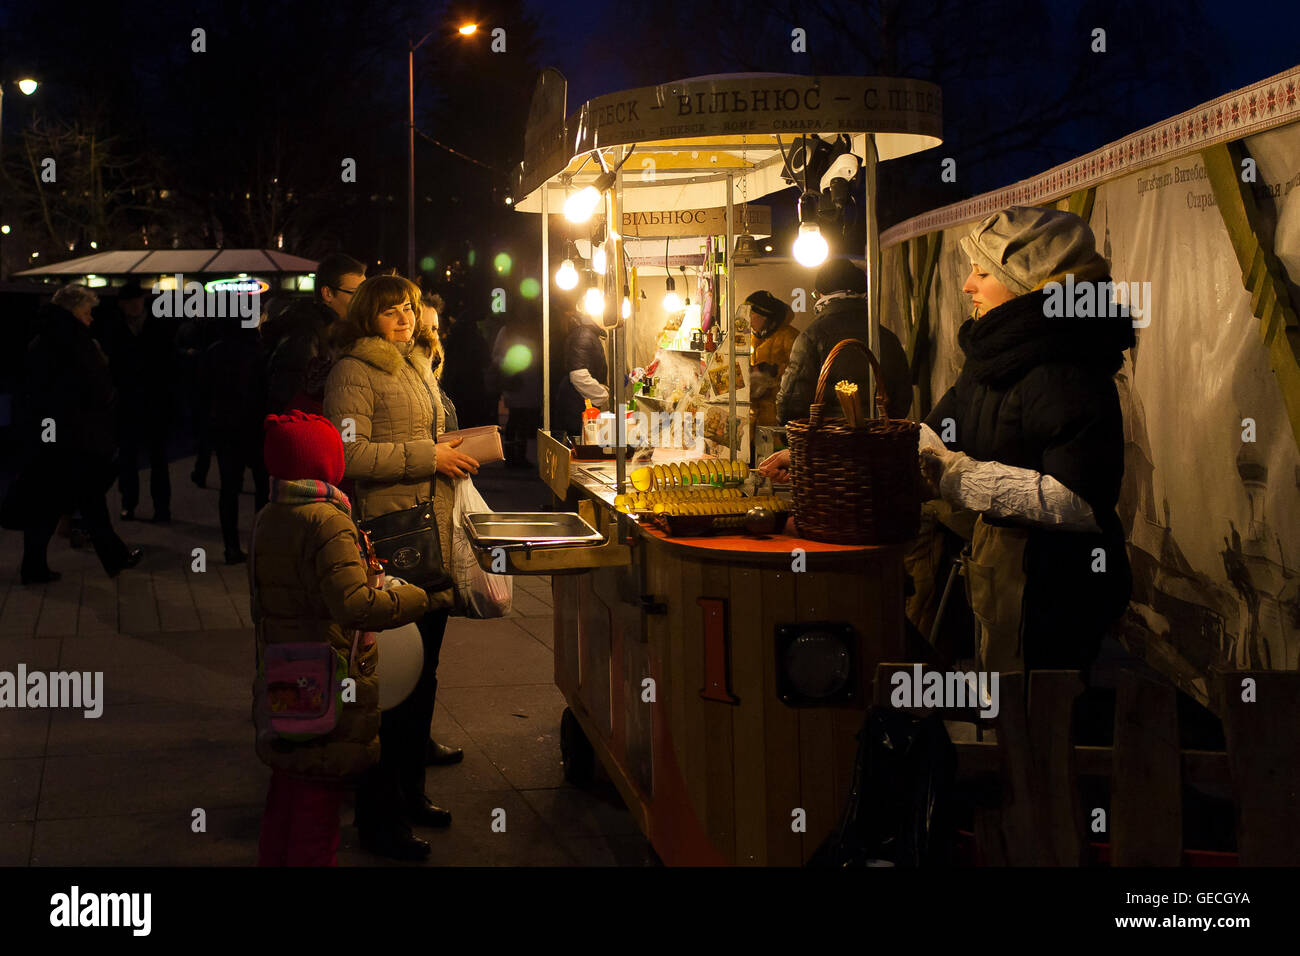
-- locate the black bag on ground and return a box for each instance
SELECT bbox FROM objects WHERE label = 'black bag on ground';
[807,706,958,867]
[357,500,454,592]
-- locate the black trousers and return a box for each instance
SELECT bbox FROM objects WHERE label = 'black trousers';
[22,468,130,576]
[355,608,448,833]
[504,405,541,462]
[213,431,269,553]
[118,413,171,515]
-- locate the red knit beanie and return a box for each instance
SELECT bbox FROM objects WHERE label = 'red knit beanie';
[264,411,345,485]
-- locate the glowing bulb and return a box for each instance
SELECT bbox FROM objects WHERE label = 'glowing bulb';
[793,223,829,268]
[0,225,9,234]
[564,186,601,223]
[622,296,631,319]
[458,23,478,35]
[591,244,606,275]
[555,259,579,290]
[18,78,38,96]
[583,286,605,318]
[662,290,682,313]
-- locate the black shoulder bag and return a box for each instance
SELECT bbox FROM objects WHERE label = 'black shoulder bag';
[358,499,454,592]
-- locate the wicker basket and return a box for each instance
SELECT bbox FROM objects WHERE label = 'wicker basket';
[785,339,921,545]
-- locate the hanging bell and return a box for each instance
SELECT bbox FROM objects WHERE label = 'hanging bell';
[733,234,760,262]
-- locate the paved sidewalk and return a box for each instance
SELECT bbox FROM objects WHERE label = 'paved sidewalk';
[0,455,654,867]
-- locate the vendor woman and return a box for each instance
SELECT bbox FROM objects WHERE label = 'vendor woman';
[743,290,799,447]
[918,205,1134,673]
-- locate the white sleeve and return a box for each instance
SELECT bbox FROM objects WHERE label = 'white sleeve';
[938,455,1102,532]
[569,369,609,405]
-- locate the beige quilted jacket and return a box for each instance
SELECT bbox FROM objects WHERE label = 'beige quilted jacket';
[323,335,457,610]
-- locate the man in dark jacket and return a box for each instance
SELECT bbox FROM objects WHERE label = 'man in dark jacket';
[93,281,177,522]
[919,206,1134,674]
[438,299,495,428]
[201,322,270,563]
[12,285,141,582]
[265,253,365,414]
[555,307,608,440]
[776,258,912,424]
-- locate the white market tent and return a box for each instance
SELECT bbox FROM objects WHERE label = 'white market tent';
[512,71,943,488]
[14,248,318,278]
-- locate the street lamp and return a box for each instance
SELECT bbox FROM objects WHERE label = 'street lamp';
[0,77,39,280]
[408,24,478,278]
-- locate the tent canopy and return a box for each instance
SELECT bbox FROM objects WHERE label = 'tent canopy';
[14,249,319,277]
[514,73,942,213]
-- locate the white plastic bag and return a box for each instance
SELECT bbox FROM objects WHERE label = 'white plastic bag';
[451,476,513,618]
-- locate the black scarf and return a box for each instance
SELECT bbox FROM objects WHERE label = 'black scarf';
[957,287,1135,389]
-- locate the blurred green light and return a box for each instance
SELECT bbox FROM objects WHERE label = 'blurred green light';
[420,255,437,272]
[494,252,513,275]
[519,277,540,299]
[467,249,477,267]
[502,344,533,376]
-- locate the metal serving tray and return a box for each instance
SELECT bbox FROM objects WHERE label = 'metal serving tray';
[463,512,604,551]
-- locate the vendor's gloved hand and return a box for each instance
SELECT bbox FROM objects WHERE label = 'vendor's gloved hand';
[919,445,967,503]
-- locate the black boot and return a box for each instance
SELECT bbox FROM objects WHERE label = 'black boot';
[426,739,464,766]
[404,795,452,828]
[358,826,431,861]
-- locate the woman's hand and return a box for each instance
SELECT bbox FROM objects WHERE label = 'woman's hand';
[919,447,946,500]
[436,437,480,480]
[756,448,791,482]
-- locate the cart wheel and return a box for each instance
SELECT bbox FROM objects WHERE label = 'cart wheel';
[560,707,595,787]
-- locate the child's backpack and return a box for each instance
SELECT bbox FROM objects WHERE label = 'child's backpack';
[250,513,359,744]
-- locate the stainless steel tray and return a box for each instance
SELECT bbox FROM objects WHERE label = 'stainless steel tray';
[463,512,604,551]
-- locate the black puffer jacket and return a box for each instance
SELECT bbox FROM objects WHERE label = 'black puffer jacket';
[776,295,912,424]
[265,300,336,413]
[924,287,1135,669]
[556,319,608,437]
[22,305,118,461]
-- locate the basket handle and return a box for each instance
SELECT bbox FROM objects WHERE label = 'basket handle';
[809,338,892,428]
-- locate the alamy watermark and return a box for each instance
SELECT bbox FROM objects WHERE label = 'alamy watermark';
[1041,273,1151,328]
[0,665,104,718]
[889,663,999,718]
[151,273,261,326]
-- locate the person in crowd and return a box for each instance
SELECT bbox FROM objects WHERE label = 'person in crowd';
[555,306,608,440]
[93,280,176,522]
[266,253,366,414]
[918,205,1134,674]
[201,317,270,564]
[743,290,800,448]
[323,275,479,861]
[252,410,430,867]
[490,308,543,467]
[775,258,912,425]
[11,284,142,582]
[436,294,493,427]
[176,312,219,488]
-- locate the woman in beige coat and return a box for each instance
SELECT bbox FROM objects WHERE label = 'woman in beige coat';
[324,276,479,861]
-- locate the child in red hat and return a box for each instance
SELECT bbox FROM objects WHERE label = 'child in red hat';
[252,410,429,866]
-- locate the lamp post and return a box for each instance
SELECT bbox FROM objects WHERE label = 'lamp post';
[408,23,477,279]
[0,77,39,281]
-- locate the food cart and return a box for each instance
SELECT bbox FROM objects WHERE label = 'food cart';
[481,72,942,864]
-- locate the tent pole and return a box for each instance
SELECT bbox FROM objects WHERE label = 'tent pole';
[863,134,880,411]
[726,171,737,461]
[612,158,627,501]
[541,183,551,435]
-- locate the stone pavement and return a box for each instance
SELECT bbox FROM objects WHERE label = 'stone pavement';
[0,454,655,867]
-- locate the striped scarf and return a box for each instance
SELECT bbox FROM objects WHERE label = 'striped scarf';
[269,477,352,518]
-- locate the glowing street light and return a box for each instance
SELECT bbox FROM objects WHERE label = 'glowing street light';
[458,23,478,35]
[17,78,38,96]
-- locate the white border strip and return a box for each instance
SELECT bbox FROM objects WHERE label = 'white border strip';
[881,64,1300,248]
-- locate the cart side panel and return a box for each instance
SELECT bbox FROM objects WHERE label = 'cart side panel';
[698,559,737,862]
[579,572,614,738]
[729,563,769,865]
[760,568,804,865]
[793,567,843,858]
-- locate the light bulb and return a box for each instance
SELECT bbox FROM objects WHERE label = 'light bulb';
[583,286,605,318]
[662,290,682,313]
[592,244,607,275]
[793,223,829,267]
[564,186,601,223]
[555,258,579,290]
[622,296,631,319]
[18,78,38,96]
